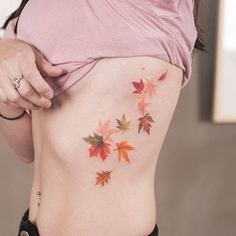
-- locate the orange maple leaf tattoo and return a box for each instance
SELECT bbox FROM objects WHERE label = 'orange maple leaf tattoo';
[96,119,114,143]
[113,140,136,163]
[88,143,111,161]
[138,113,155,135]
[143,78,157,99]
[83,132,111,161]
[95,170,112,186]
[138,97,150,115]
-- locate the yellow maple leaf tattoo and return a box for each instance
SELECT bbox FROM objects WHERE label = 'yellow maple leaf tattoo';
[113,140,136,163]
[115,114,131,134]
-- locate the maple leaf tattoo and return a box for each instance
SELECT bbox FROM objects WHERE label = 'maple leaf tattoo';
[95,170,112,186]
[158,70,168,81]
[113,140,136,163]
[115,114,131,134]
[143,78,157,99]
[132,79,144,94]
[138,113,155,135]
[138,97,150,115]
[83,132,111,161]
[95,119,114,143]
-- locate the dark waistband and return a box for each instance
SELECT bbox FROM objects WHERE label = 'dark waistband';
[18,208,158,236]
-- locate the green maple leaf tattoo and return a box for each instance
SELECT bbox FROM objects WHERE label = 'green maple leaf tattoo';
[115,114,131,133]
[83,132,104,145]
[83,132,111,161]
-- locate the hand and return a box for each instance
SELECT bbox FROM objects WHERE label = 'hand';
[0,38,63,110]
[0,100,25,118]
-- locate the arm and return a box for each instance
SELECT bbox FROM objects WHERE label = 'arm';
[0,18,63,163]
[1,17,34,163]
[0,102,34,163]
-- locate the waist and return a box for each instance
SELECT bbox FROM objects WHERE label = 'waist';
[30,153,156,235]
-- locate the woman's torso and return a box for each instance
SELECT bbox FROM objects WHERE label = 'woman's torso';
[10,0,196,235]
[28,56,183,236]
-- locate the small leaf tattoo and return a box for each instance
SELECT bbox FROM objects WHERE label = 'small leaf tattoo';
[96,119,114,143]
[138,113,155,135]
[132,79,144,94]
[138,97,150,115]
[95,170,112,186]
[115,114,131,133]
[158,70,168,81]
[83,132,111,161]
[113,140,136,163]
[143,78,157,99]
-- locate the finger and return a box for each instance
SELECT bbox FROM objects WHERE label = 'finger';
[0,63,40,109]
[20,61,54,99]
[8,101,21,108]
[0,84,31,109]
[2,78,46,110]
[16,77,52,108]
[0,88,8,103]
[32,47,63,77]
[0,89,19,108]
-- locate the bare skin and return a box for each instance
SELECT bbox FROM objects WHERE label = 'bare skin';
[26,56,183,236]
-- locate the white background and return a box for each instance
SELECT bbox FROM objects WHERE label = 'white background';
[0,0,21,37]
[217,0,236,120]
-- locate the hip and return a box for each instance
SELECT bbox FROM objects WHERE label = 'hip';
[28,169,157,235]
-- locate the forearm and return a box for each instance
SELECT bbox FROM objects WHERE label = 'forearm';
[0,16,59,162]
[0,102,34,163]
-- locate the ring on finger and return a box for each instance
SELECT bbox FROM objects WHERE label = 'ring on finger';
[9,75,24,89]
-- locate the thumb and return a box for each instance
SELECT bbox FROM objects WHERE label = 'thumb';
[32,47,63,77]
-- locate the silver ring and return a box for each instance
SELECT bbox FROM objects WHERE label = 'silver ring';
[11,75,24,89]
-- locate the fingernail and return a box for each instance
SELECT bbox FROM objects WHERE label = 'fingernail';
[45,91,53,99]
[46,102,51,108]
[53,67,62,74]
[42,99,51,107]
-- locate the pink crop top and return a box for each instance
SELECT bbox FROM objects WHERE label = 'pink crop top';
[3,0,198,99]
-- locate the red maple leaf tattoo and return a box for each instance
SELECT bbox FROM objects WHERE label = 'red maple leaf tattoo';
[83,132,111,161]
[138,113,155,135]
[158,70,168,81]
[132,79,144,94]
